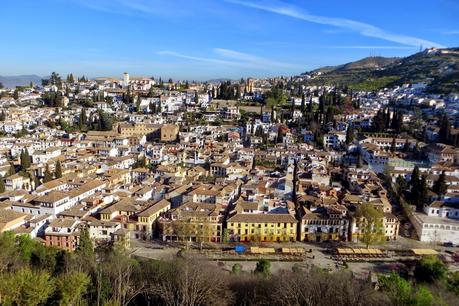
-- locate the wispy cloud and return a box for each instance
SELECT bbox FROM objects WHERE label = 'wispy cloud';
[156,51,238,66]
[71,0,188,17]
[225,0,445,48]
[214,48,294,68]
[157,48,294,69]
[329,45,417,50]
[443,30,459,35]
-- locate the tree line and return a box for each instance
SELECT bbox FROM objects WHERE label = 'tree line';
[1,230,458,305]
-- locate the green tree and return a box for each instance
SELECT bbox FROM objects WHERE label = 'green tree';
[395,176,409,196]
[148,85,155,98]
[410,166,427,210]
[43,164,53,183]
[55,161,63,179]
[447,271,459,295]
[78,108,87,131]
[56,271,90,306]
[33,176,41,189]
[265,86,286,122]
[76,228,94,261]
[355,204,385,248]
[136,95,142,113]
[16,235,36,264]
[7,163,16,176]
[13,89,19,100]
[96,110,113,131]
[418,175,429,211]
[372,109,387,133]
[378,272,413,306]
[390,137,396,153]
[254,259,271,277]
[438,114,451,144]
[433,171,448,197]
[415,256,447,283]
[300,92,306,113]
[0,268,54,306]
[232,263,242,275]
[346,126,354,144]
[413,286,434,306]
[0,177,5,194]
[67,73,75,84]
[0,110,6,121]
[20,149,31,170]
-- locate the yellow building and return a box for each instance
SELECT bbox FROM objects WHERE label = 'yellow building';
[136,199,171,240]
[227,213,297,242]
[117,122,161,138]
[160,202,223,242]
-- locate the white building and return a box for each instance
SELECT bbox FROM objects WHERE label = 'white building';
[410,201,459,244]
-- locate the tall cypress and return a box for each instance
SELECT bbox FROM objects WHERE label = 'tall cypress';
[433,171,448,197]
[55,161,63,179]
[301,93,306,113]
[438,114,451,144]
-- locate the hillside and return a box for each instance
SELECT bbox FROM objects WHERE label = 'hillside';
[0,75,43,88]
[303,48,459,94]
[312,56,399,74]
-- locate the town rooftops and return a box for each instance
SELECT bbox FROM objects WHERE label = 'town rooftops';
[35,191,69,203]
[0,210,30,232]
[137,199,171,217]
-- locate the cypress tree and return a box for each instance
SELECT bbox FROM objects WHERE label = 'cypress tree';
[7,163,16,176]
[390,138,396,153]
[33,175,41,189]
[346,126,354,144]
[20,149,31,170]
[43,165,53,183]
[419,175,429,210]
[0,176,5,193]
[403,139,410,152]
[79,108,87,131]
[55,161,62,179]
[301,93,306,113]
[13,89,19,100]
[438,114,451,144]
[433,171,448,197]
[76,228,94,259]
[410,165,420,192]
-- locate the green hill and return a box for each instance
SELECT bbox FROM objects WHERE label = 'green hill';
[303,48,459,94]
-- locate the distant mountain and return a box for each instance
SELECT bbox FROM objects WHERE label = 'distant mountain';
[303,48,459,94]
[0,75,43,89]
[206,78,233,84]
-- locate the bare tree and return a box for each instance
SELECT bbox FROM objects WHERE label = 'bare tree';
[150,257,232,306]
[272,269,389,306]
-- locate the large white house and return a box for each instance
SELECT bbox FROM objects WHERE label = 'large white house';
[410,201,459,244]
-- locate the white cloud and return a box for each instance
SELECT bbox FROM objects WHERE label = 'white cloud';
[157,49,295,69]
[330,45,417,50]
[226,0,445,48]
[214,48,294,68]
[156,51,238,66]
[71,0,188,17]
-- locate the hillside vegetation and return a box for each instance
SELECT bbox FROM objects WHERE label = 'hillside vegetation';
[303,48,459,94]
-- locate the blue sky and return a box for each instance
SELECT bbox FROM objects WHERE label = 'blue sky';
[0,0,458,80]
